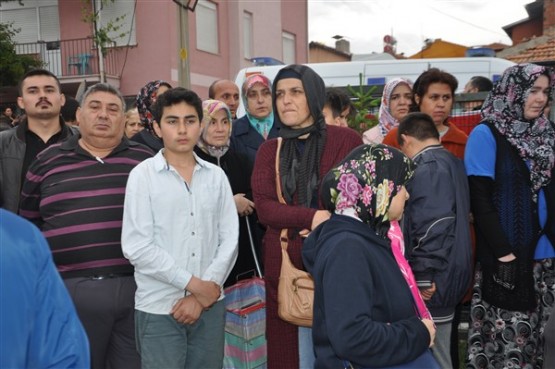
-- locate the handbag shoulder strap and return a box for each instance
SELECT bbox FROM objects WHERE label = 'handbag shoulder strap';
[275,137,289,252]
[275,137,286,205]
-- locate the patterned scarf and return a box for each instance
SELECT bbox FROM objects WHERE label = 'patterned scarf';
[481,63,555,197]
[378,78,413,137]
[321,144,415,238]
[136,80,171,133]
[198,99,232,165]
[242,74,274,139]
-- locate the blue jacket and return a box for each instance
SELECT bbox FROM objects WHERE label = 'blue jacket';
[302,214,430,369]
[0,209,89,368]
[403,145,472,322]
[230,115,280,166]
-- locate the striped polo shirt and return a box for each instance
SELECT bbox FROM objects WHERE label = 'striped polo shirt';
[19,134,153,278]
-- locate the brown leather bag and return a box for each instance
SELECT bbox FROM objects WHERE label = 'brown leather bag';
[274,138,314,327]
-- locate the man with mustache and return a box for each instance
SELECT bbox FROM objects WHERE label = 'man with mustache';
[0,69,77,213]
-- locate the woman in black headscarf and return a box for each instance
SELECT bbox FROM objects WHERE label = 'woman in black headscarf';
[251,65,361,368]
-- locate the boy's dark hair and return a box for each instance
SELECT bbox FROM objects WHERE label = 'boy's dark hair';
[468,76,493,92]
[397,112,439,146]
[324,88,354,118]
[18,69,62,96]
[412,68,458,109]
[60,96,80,123]
[152,87,203,124]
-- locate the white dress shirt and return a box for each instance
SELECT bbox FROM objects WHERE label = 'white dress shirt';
[122,150,238,314]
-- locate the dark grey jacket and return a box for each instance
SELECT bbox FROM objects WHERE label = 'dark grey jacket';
[0,118,77,213]
[403,144,472,322]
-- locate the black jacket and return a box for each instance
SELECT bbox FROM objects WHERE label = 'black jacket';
[302,214,430,369]
[403,145,472,322]
[230,115,280,167]
[0,118,77,213]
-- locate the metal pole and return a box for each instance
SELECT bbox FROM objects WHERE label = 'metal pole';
[178,4,191,89]
[93,0,106,83]
[245,215,263,277]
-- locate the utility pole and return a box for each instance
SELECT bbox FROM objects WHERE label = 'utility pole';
[92,0,106,83]
[177,5,191,89]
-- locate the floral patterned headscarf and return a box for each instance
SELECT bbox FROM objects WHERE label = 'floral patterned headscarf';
[378,78,413,137]
[198,99,232,163]
[481,63,555,195]
[321,144,415,237]
[136,80,172,133]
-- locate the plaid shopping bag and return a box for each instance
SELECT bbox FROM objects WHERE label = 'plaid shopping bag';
[223,277,266,369]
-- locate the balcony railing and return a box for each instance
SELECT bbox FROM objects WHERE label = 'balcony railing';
[15,38,123,79]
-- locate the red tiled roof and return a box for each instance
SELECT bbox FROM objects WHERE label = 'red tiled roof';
[505,37,555,63]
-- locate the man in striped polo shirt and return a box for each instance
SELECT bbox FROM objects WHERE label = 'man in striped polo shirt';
[19,83,153,369]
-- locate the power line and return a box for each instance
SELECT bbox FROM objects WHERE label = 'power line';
[428,5,509,38]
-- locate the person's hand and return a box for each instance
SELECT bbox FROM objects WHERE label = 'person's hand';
[419,282,436,301]
[234,193,255,217]
[498,253,516,262]
[171,296,203,325]
[311,210,331,230]
[299,229,311,238]
[186,277,221,308]
[421,319,436,347]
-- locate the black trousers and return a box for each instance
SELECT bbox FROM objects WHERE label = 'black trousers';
[64,276,141,369]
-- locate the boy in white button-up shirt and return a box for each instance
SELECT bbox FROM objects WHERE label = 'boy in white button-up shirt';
[122,87,238,369]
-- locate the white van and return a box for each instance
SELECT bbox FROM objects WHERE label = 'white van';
[234,57,515,117]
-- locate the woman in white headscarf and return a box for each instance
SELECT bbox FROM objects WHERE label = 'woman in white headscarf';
[363,78,412,144]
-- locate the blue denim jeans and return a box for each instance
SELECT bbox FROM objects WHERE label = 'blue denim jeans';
[135,300,225,369]
[298,326,315,369]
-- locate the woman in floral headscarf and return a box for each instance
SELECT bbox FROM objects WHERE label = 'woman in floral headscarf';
[194,100,261,286]
[130,80,172,152]
[465,64,555,367]
[363,78,413,144]
[302,144,438,369]
[232,74,279,166]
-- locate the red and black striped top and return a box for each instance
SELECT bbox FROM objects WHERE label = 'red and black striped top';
[19,135,153,278]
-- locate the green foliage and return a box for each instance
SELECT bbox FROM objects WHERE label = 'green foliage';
[80,0,129,56]
[0,22,43,87]
[346,73,381,134]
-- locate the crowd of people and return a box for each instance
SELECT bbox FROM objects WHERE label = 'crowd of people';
[0,61,553,369]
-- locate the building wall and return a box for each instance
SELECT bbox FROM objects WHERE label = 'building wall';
[281,1,308,64]
[309,48,350,63]
[544,0,555,36]
[59,0,178,98]
[409,40,467,59]
[189,0,308,98]
[57,0,308,100]
[510,19,543,43]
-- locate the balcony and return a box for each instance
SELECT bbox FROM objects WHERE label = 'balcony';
[15,37,125,87]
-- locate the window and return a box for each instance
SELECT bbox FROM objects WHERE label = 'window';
[196,0,219,54]
[243,11,253,59]
[0,1,59,44]
[98,0,137,47]
[282,32,296,65]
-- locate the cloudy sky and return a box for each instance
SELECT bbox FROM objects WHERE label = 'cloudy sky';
[308,0,532,57]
